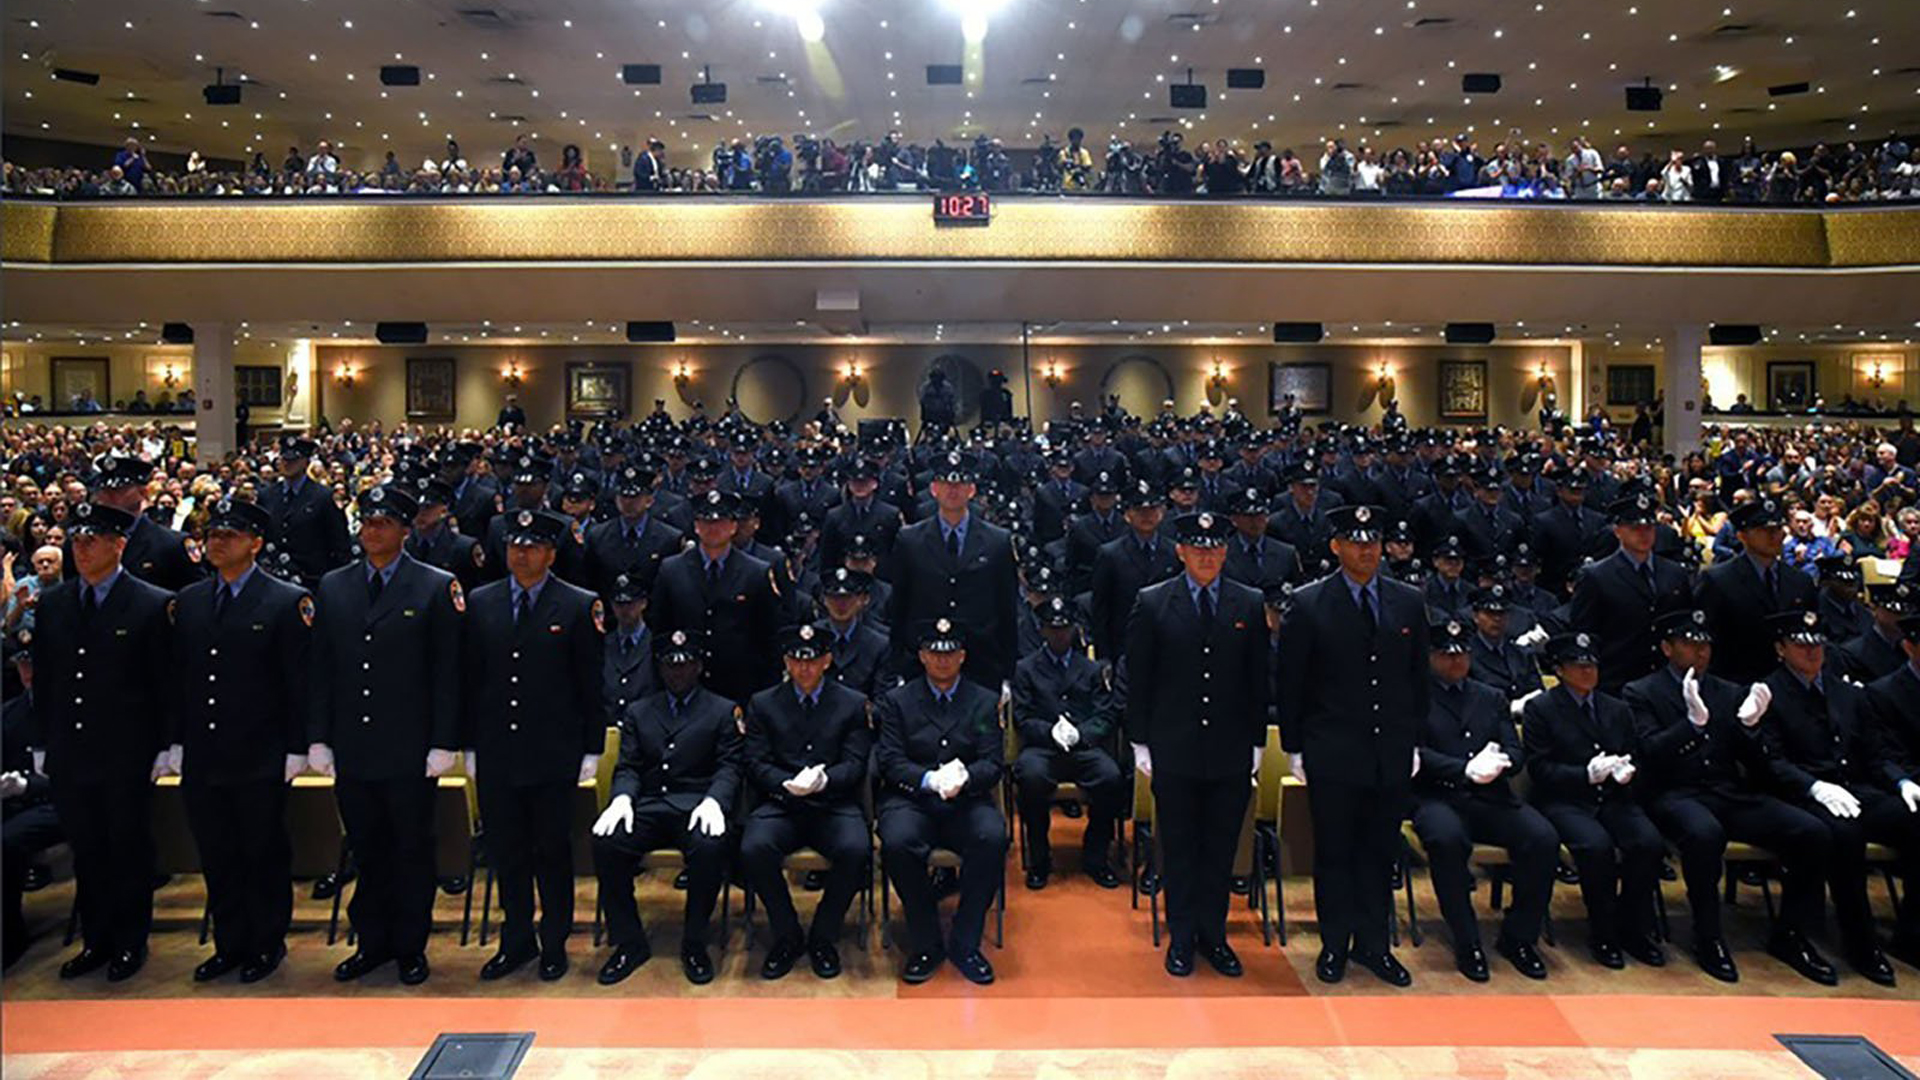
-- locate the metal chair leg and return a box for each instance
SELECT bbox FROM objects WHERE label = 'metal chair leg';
[479,865,494,948]
[326,844,349,946]
[63,900,79,947]
[1272,835,1288,947]
[1401,848,1420,947]
[198,903,211,946]
[459,841,477,947]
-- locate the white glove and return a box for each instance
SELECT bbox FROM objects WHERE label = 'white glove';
[1000,680,1012,707]
[151,748,175,781]
[31,749,45,777]
[1411,747,1421,778]
[307,743,335,777]
[1736,682,1772,727]
[1509,688,1543,719]
[1900,779,1920,814]
[803,763,829,795]
[1609,754,1636,785]
[1515,625,1549,648]
[1132,742,1153,779]
[426,748,458,778]
[166,743,184,775]
[0,772,27,799]
[1290,751,1307,784]
[1809,780,1862,819]
[1051,714,1080,752]
[593,793,634,835]
[578,754,601,784]
[284,754,308,782]
[1252,745,1264,777]
[783,763,827,797]
[1586,752,1619,785]
[688,795,727,837]
[1681,669,1709,729]
[934,759,969,800]
[1464,742,1512,784]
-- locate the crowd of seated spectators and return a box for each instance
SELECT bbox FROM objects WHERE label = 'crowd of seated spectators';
[6,127,1915,203]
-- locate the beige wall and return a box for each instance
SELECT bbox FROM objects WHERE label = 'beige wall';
[1590,342,1920,421]
[2,339,298,425]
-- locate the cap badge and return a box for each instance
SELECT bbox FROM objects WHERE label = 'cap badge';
[517,510,534,527]
[936,617,953,633]
[1198,512,1214,529]
[1575,633,1591,647]
[1355,506,1372,523]
[799,624,815,641]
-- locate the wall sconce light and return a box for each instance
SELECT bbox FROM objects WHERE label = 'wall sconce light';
[834,358,870,408]
[1865,358,1887,390]
[1207,359,1230,393]
[159,363,183,389]
[1041,358,1064,388]
[672,358,693,392]
[501,361,525,389]
[333,363,358,388]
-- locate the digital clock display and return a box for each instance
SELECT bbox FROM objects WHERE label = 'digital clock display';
[933,192,992,226]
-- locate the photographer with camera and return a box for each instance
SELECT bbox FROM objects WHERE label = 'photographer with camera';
[1103,135,1146,194]
[1062,128,1094,192]
[1154,132,1197,195]
[756,136,793,194]
[1032,134,1063,193]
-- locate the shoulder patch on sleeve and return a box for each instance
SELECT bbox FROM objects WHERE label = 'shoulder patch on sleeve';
[183,537,203,564]
[449,579,466,613]
[591,598,606,635]
[768,566,782,597]
[471,543,486,567]
[298,594,316,627]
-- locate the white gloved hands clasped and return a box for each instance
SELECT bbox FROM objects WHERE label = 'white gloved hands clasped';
[1252,745,1264,777]
[1736,682,1772,728]
[1809,780,1862,819]
[0,772,26,799]
[783,763,828,797]
[284,754,308,782]
[593,793,635,835]
[930,759,969,800]
[1051,714,1081,752]
[1609,754,1636,785]
[1290,751,1308,784]
[151,747,176,782]
[1464,741,1512,784]
[1586,752,1621,785]
[1132,742,1153,779]
[1681,669,1710,729]
[688,796,727,837]
[425,748,458,778]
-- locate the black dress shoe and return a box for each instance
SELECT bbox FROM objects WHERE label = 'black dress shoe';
[1062,801,1083,819]
[479,948,538,981]
[597,943,650,985]
[1694,938,1739,984]
[239,945,286,984]
[1138,870,1161,895]
[1852,948,1897,987]
[333,951,389,982]
[439,875,469,896]
[538,953,568,982]
[106,948,146,982]
[1456,944,1490,983]
[1622,935,1666,967]
[953,950,995,985]
[1555,862,1580,885]
[802,870,826,891]
[397,954,430,986]
[1314,947,1348,984]
[1085,864,1122,889]
[1230,875,1251,896]
[193,954,242,982]
[310,867,356,901]
[809,942,842,979]
[1497,939,1548,980]
[682,946,714,985]
[1201,942,1244,978]
[1768,931,1837,986]
[930,867,960,899]
[59,947,111,979]
[902,948,945,984]
[1589,941,1626,969]
[1164,942,1195,978]
[761,939,803,980]
[1355,950,1413,987]
[673,869,689,890]
[1025,867,1049,891]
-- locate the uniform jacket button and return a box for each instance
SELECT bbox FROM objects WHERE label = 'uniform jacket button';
[209,648,219,657]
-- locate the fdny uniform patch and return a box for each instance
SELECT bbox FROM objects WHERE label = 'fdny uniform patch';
[450,579,466,613]
[298,595,316,627]
[590,598,606,635]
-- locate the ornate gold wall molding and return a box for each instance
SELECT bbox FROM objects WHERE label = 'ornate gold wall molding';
[4,198,1915,268]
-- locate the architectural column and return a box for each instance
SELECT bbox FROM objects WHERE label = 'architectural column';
[192,322,236,460]
[1662,324,1704,459]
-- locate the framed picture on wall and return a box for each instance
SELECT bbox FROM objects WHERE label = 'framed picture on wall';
[1605,365,1658,407]
[235,365,283,407]
[1437,359,1488,422]
[1766,361,1815,412]
[1269,362,1332,414]
[50,356,110,412]
[405,357,457,419]
[566,362,630,419]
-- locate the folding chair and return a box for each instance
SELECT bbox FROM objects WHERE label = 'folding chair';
[1252,724,1291,946]
[1398,821,1560,948]
[876,711,1009,952]
[740,780,876,952]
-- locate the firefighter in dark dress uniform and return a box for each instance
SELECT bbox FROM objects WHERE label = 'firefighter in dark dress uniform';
[1011,596,1125,890]
[602,572,657,720]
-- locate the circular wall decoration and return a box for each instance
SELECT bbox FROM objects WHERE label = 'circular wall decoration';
[729,354,809,424]
[921,353,985,427]
[1100,353,1177,418]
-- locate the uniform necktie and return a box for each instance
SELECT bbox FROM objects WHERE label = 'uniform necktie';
[515,589,531,625]
[1640,561,1656,592]
[214,584,231,622]
[1198,585,1215,624]
[367,571,385,606]
[947,528,960,559]
[81,584,97,624]
[707,558,722,587]
[1763,564,1779,603]
[1582,699,1597,731]
[1358,586,1377,634]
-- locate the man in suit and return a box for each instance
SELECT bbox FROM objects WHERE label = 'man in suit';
[405,478,486,591]
[1522,632,1666,970]
[1571,492,1695,693]
[1063,470,1127,594]
[1689,139,1727,203]
[817,457,903,579]
[462,508,606,983]
[1223,487,1300,593]
[1031,452,1087,548]
[1090,478,1179,663]
[603,572,658,719]
[591,629,741,985]
[27,502,172,982]
[1126,509,1271,977]
[1760,610,1915,985]
[1012,596,1125,890]
[1466,585,1544,700]
[888,451,1020,692]
[2,630,60,971]
[648,488,781,704]
[874,618,1008,985]
[584,463,683,603]
[1410,455,1472,559]
[1276,504,1426,986]
[258,437,352,589]
[89,452,201,591]
[1412,617,1555,981]
[307,484,463,987]
[1530,472,1603,597]
[1622,609,1835,985]
[1699,497,1816,685]
[168,499,311,985]
[719,433,776,515]
[1193,441,1241,513]
[740,624,873,981]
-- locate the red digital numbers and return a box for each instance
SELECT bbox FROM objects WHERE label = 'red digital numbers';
[933,193,990,225]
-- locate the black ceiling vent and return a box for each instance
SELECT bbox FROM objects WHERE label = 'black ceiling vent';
[1226,68,1265,89]
[1329,81,1368,91]
[623,64,662,85]
[52,68,101,85]
[926,64,963,85]
[456,8,509,27]
[1767,81,1811,97]
[1708,324,1763,346]
[1710,23,1756,35]
[1445,322,1497,345]
[1166,12,1221,27]
[1409,16,1456,26]
[490,113,528,123]
[201,10,246,19]
[755,74,791,85]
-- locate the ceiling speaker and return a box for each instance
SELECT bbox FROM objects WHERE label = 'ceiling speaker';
[1708,324,1763,346]
[1272,322,1325,344]
[375,322,428,345]
[622,64,662,85]
[1445,322,1497,345]
[1462,73,1501,94]
[380,65,420,86]
[626,321,676,343]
